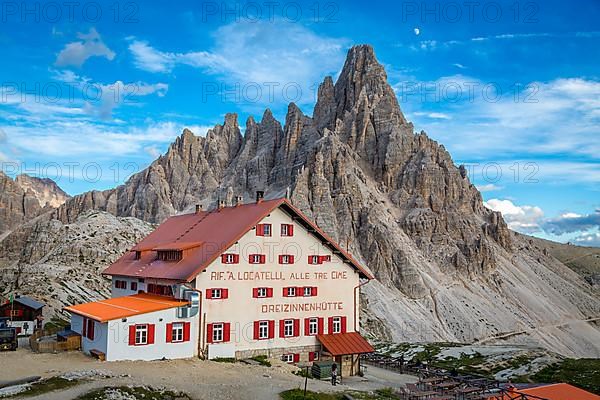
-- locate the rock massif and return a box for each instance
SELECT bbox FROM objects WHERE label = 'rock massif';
[2,45,598,356]
[0,172,70,235]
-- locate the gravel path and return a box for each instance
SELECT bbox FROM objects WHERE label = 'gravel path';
[0,349,416,399]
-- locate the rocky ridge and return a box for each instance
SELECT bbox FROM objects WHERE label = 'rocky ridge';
[2,45,598,356]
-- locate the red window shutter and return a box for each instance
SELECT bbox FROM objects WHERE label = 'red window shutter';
[252,288,258,298]
[82,318,87,337]
[88,320,94,340]
[309,352,316,361]
[293,319,300,337]
[233,254,239,263]
[282,287,288,297]
[297,286,303,296]
[166,323,173,342]
[183,322,191,342]
[268,320,275,339]
[148,324,155,344]
[128,325,136,345]
[221,254,227,263]
[253,321,259,340]
[328,317,333,334]
[207,323,214,343]
[289,224,294,236]
[308,256,313,264]
[206,289,212,299]
[304,319,310,336]
[311,287,318,296]
[223,323,231,342]
[289,255,295,264]
[318,317,324,335]
[256,224,264,236]
[293,353,300,363]
[278,255,283,264]
[341,317,347,333]
[279,320,285,338]
[260,254,266,264]
[222,289,229,299]
[267,288,273,297]
[318,256,325,264]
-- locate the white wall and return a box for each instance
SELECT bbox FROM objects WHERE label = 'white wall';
[194,206,362,356]
[70,307,199,361]
[71,314,108,355]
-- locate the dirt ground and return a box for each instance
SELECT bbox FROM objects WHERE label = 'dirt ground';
[0,347,417,400]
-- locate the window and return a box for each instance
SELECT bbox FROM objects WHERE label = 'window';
[308,318,318,335]
[284,287,296,297]
[262,224,271,236]
[212,323,224,342]
[135,324,148,345]
[115,280,127,289]
[303,287,312,297]
[256,223,272,237]
[332,317,341,334]
[281,354,294,363]
[207,288,228,299]
[83,318,95,340]
[308,255,321,265]
[281,224,294,236]
[309,351,319,361]
[147,284,173,297]
[279,254,294,264]
[221,253,239,264]
[207,323,230,343]
[172,322,184,342]
[157,250,182,262]
[249,254,265,264]
[258,321,269,339]
[257,287,267,298]
[308,255,331,265]
[130,282,138,291]
[283,320,294,337]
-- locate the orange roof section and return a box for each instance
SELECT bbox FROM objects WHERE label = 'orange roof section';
[317,332,375,356]
[511,384,600,400]
[103,197,373,282]
[64,293,189,323]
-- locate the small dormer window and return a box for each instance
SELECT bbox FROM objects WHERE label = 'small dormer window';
[157,250,182,262]
[135,251,141,260]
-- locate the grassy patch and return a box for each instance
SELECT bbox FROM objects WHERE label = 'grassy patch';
[212,357,236,363]
[75,386,191,400]
[280,389,343,400]
[251,355,272,367]
[3,377,79,398]
[529,359,600,395]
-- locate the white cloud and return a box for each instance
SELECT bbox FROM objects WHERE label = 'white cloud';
[543,209,600,235]
[476,183,503,192]
[573,232,600,247]
[129,20,348,106]
[452,63,466,69]
[413,112,451,120]
[55,28,115,68]
[484,198,544,233]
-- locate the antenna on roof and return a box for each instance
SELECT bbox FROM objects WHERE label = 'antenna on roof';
[256,190,264,203]
[285,186,290,199]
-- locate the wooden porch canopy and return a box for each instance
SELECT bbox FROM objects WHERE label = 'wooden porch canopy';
[317,332,374,356]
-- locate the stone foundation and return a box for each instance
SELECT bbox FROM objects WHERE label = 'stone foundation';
[235,344,321,362]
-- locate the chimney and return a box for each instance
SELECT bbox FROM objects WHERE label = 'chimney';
[218,199,226,210]
[195,204,202,214]
[256,190,264,203]
[235,196,243,206]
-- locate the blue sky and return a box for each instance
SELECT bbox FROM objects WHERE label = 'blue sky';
[0,0,599,246]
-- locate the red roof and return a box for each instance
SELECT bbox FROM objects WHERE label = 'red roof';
[502,384,600,400]
[103,198,373,282]
[317,332,374,356]
[64,293,188,323]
